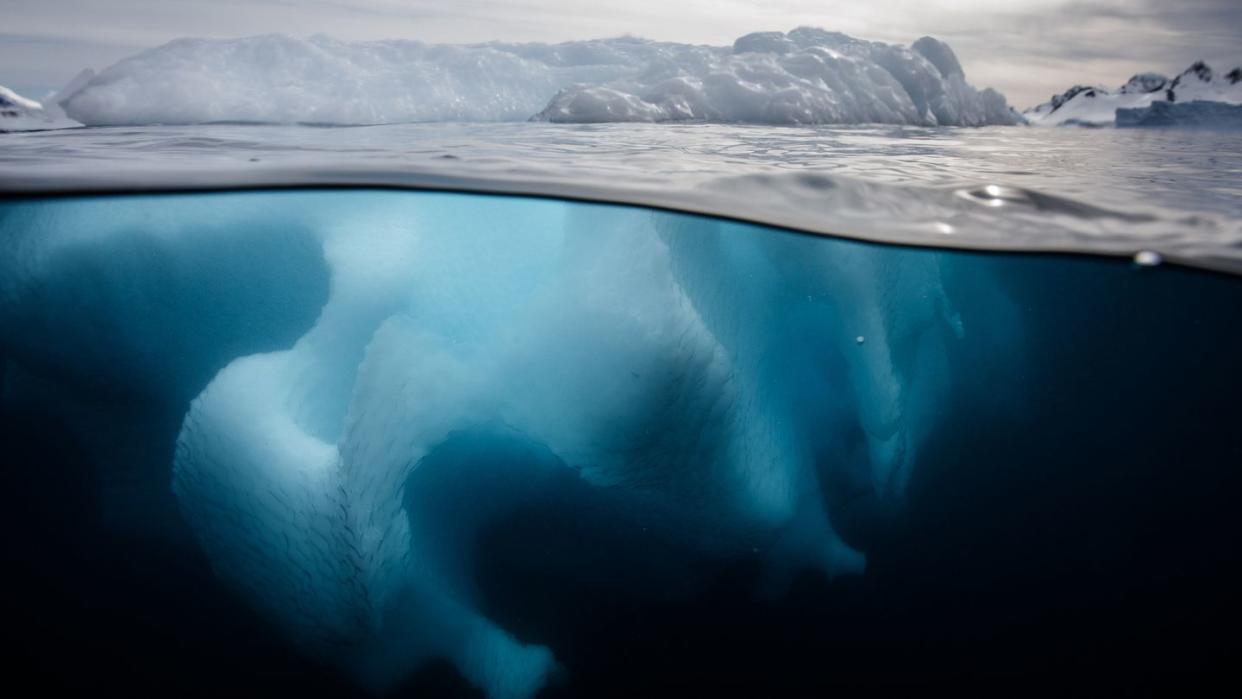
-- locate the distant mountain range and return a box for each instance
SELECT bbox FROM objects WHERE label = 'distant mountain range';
[0,69,93,131]
[1024,61,1242,127]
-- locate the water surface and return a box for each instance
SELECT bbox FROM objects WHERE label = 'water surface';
[4,123,1241,270]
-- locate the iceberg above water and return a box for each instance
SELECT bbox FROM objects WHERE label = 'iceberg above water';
[1025,61,1242,127]
[59,29,1019,127]
[1116,100,1242,129]
[533,30,1018,125]
[62,34,658,126]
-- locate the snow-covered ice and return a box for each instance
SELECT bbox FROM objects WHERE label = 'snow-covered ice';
[534,30,1017,125]
[58,29,1019,127]
[60,34,663,126]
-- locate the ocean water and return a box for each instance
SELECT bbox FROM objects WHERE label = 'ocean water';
[1,124,1241,696]
[3,123,1239,212]
[4,123,1241,271]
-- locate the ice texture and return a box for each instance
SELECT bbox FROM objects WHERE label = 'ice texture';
[1116,100,1242,128]
[0,191,978,697]
[60,34,668,126]
[536,29,1017,125]
[58,29,1018,127]
[1025,61,1242,127]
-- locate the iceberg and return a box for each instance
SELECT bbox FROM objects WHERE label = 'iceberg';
[0,190,982,697]
[1116,100,1242,129]
[535,30,1018,125]
[1024,61,1242,127]
[60,34,663,126]
[58,29,1018,127]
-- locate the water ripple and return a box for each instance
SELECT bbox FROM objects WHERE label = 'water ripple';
[1,122,1239,273]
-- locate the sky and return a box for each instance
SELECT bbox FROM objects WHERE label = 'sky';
[2,0,1240,109]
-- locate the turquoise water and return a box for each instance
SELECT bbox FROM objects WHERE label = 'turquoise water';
[2,189,1240,694]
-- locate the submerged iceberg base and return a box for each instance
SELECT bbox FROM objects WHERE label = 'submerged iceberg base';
[3,190,1241,695]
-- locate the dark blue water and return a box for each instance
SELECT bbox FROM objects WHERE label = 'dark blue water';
[2,190,1240,696]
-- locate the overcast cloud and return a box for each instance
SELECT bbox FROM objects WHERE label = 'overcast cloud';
[2,0,1239,109]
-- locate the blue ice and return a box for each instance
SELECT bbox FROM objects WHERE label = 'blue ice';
[0,191,980,697]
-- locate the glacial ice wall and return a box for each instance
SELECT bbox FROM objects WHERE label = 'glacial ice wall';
[535,30,1017,125]
[1116,100,1242,129]
[59,29,1018,126]
[0,191,979,697]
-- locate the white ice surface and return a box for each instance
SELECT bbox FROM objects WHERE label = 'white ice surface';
[58,29,1018,127]
[536,30,1018,126]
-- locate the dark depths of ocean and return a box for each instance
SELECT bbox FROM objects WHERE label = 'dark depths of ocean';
[2,201,1241,697]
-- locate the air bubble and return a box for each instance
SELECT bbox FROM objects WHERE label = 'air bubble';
[1133,250,1162,267]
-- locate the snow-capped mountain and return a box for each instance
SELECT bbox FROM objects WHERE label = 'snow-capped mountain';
[1025,61,1242,126]
[0,85,54,131]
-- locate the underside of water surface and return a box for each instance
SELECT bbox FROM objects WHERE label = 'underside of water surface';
[2,189,1240,695]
